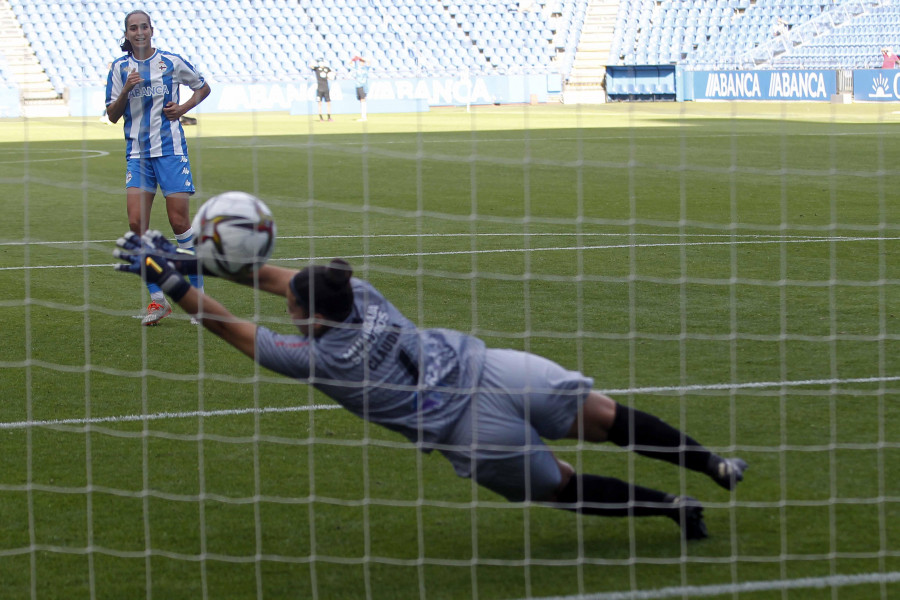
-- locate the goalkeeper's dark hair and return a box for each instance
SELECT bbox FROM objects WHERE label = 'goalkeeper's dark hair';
[120,10,152,55]
[289,259,354,324]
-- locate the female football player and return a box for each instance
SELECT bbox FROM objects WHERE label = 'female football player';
[105,10,210,325]
[114,232,747,539]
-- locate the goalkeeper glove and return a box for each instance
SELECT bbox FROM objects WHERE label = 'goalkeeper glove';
[113,231,192,302]
[141,229,209,276]
[141,229,223,278]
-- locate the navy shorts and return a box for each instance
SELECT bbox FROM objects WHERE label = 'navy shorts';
[439,348,593,502]
[126,155,195,197]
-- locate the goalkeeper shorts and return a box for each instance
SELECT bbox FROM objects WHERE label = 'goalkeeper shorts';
[438,348,593,502]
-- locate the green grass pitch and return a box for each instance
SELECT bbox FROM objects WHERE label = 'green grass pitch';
[1,102,899,599]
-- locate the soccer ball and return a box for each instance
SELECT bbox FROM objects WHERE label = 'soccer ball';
[191,191,276,278]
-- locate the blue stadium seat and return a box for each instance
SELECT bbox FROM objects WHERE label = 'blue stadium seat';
[17,0,580,86]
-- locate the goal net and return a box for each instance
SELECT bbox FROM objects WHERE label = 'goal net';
[1,99,898,598]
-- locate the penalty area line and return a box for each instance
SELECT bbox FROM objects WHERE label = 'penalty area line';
[1,375,897,431]
[513,570,900,600]
[0,403,342,431]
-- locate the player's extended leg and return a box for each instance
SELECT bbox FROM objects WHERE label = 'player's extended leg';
[570,393,748,491]
[551,458,708,539]
[126,186,155,236]
[455,349,712,539]
[165,192,203,289]
[127,187,172,325]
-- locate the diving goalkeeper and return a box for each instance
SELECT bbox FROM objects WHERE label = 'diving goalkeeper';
[114,230,748,540]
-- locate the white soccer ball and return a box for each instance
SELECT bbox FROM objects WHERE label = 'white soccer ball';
[191,191,276,279]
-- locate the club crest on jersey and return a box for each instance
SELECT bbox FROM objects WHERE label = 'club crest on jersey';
[157,61,166,71]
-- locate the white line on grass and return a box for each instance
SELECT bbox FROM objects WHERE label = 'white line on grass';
[0,232,864,247]
[1,375,897,431]
[205,129,896,150]
[0,403,342,430]
[513,570,900,600]
[0,149,109,164]
[1,234,897,271]
[287,235,898,262]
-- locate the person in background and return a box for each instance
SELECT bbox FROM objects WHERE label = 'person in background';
[114,232,749,540]
[881,47,900,69]
[105,9,209,325]
[351,55,370,122]
[310,57,334,121]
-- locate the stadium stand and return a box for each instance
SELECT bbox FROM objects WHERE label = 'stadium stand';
[4,0,899,107]
[6,0,585,94]
[769,1,900,69]
[606,0,899,100]
[609,0,898,70]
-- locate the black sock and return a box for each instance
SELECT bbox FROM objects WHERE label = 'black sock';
[555,474,677,518]
[607,404,719,475]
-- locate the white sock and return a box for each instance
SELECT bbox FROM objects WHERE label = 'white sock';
[175,227,203,289]
[175,227,195,249]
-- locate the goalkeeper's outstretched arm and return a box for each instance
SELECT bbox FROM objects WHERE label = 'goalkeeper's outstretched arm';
[113,230,260,358]
[169,262,299,359]
[233,264,296,298]
[185,265,296,358]
[185,265,295,357]
[178,287,259,359]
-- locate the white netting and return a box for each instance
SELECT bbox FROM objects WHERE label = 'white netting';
[2,99,899,599]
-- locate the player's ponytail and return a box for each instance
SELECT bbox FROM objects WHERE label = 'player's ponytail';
[290,259,355,325]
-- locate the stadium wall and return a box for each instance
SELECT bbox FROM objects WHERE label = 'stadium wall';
[852,69,900,102]
[65,74,559,117]
[606,67,900,102]
[33,70,900,117]
[683,69,838,101]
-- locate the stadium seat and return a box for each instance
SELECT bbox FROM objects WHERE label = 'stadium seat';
[14,0,580,86]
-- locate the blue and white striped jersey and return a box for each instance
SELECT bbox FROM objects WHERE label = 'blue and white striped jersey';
[255,278,487,447]
[105,50,206,159]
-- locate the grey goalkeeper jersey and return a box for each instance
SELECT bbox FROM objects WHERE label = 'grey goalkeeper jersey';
[255,278,487,446]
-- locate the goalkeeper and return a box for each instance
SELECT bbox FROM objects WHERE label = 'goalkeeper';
[114,231,748,541]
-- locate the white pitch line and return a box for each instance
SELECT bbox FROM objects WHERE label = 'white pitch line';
[0,149,109,164]
[1,375,896,431]
[204,129,899,151]
[2,235,897,272]
[290,235,899,262]
[0,403,342,431]
[0,232,863,248]
[514,570,900,600]
[601,374,900,395]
